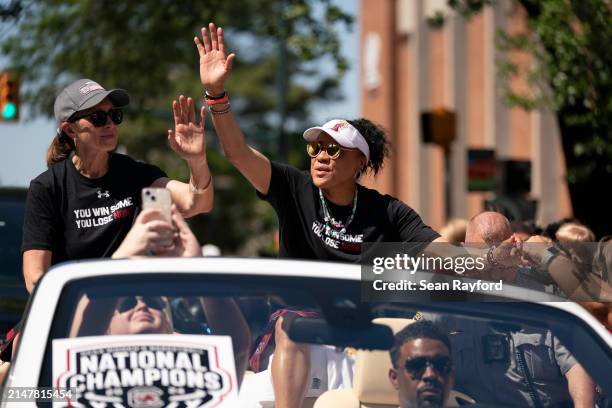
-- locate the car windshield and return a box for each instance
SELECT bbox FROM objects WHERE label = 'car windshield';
[37,270,611,408]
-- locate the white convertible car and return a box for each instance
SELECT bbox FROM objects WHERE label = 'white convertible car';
[2,257,611,407]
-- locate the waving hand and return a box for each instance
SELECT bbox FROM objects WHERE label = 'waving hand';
[168,95,207,163]
[194,22,235,94]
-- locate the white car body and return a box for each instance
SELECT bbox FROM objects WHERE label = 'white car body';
[4,257,612,407]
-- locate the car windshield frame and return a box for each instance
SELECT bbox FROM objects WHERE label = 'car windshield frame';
[31,268,612,397]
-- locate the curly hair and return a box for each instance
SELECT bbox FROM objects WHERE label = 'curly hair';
[347,118,390,175]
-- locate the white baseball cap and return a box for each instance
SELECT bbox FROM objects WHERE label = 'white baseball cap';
[303,119,370,162]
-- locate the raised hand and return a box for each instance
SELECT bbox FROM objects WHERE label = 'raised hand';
[168,95,207,163]
[194,22,235,94]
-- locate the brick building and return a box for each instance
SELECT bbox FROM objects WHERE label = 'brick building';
[359,0,572,231]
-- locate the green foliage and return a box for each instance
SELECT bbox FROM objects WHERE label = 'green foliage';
[431,0,612,234]
[445,0,612,183]
[1,0,353,254]
[502,0,612,186]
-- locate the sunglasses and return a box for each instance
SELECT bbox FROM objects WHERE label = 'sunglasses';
[306,141,355,160]
[404,356,453,379]
[71,108,123,127]
[116,296,165,313]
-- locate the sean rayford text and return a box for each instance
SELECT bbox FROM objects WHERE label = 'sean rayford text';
[371,279,504,292]
[371,254,486,275]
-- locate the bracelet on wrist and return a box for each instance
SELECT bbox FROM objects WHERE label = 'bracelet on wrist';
[205,90,226,100]
[486,245,501,268]
[209,103,231,115]
[205,94,229,105]
[190,174,213,194]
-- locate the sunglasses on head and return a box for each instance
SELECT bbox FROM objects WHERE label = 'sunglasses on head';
[306,141,355,160]
[404,355,453,379]
[71,108,123,127]
[116,296,165,313]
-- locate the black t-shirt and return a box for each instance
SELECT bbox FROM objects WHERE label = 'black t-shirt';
[257,161,439,262]
[22,153,166,264]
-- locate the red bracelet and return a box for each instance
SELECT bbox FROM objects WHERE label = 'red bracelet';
[204,95,229,105]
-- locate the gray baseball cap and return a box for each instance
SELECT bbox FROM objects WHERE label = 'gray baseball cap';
[53,78,130,122]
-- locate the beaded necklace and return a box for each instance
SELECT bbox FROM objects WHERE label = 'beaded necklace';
[318,187,358,239]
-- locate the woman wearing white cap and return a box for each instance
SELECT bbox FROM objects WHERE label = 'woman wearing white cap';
[21,79,215,293]
[195,23,443,408]
[195,24,441,260]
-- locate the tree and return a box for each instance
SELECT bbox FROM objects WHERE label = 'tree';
[1,0,353,253]
[445,0,612,237]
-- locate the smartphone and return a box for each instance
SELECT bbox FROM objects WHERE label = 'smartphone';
[141,187,172,223]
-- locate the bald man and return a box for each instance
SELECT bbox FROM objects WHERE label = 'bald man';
[465,211,512,244]
[445,211,597,407]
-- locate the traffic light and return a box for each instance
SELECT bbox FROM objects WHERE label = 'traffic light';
[421,109,456,149]
[0,72,20,122]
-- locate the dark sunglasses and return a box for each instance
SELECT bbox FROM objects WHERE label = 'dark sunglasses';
[404,356,453,379]
[116,296,165,313]
[306,141,354,160]
[71,108,123,127]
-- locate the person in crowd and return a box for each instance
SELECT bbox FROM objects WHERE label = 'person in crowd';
[542,217,579,241]
[22,79,214,293]
[548,224,610,332]
[523,220,612,303]
[440,211,597,407]
[462,211,526,283]
[193,22,445,407]
[464,211,512,245]
[388,320,455,408]
[511,220,541,241]
[556,222,596,243]
[438,218,468,244]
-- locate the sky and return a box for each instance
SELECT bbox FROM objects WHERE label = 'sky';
[0,0,359,187]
